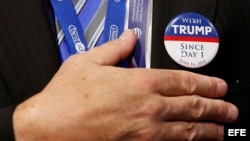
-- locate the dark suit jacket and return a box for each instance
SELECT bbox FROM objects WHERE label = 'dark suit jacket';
[0,0,61,140]
[0,0,249,140]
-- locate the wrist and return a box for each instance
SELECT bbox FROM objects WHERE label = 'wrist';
[13,96,43,141]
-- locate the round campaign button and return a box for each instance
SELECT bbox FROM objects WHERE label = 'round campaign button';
[164,12,219,68]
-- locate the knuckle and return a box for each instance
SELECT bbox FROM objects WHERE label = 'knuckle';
[207,78,218,95]
[120,123,162,141]
[136,126,162,141]
[181,73,197,94]
[189,96,204,120]
[215,100,227,120]
[131,71,157,91]
[139,99,164,117]
[184,122,197,141]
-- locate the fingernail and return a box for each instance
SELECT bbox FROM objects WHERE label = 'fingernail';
[227,105,239,122]
[218,125,224,140]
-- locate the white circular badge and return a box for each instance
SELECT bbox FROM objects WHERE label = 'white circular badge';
[164,12,219,68]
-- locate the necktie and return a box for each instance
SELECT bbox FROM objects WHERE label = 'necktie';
[52,0,108,61]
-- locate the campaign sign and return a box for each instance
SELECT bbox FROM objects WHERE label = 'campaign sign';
[164,12,219,68]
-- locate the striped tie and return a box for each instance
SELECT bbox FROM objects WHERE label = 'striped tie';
[55,0,108,61]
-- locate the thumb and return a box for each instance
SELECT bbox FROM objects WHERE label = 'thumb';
[84,29,137,66]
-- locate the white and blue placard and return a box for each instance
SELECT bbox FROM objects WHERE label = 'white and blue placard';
[104,0,152,68]
[164,12,219,68]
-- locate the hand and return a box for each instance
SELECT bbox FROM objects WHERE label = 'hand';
[13,30,238,141]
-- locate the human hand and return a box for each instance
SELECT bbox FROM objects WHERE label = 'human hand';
[13,30,238,141]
